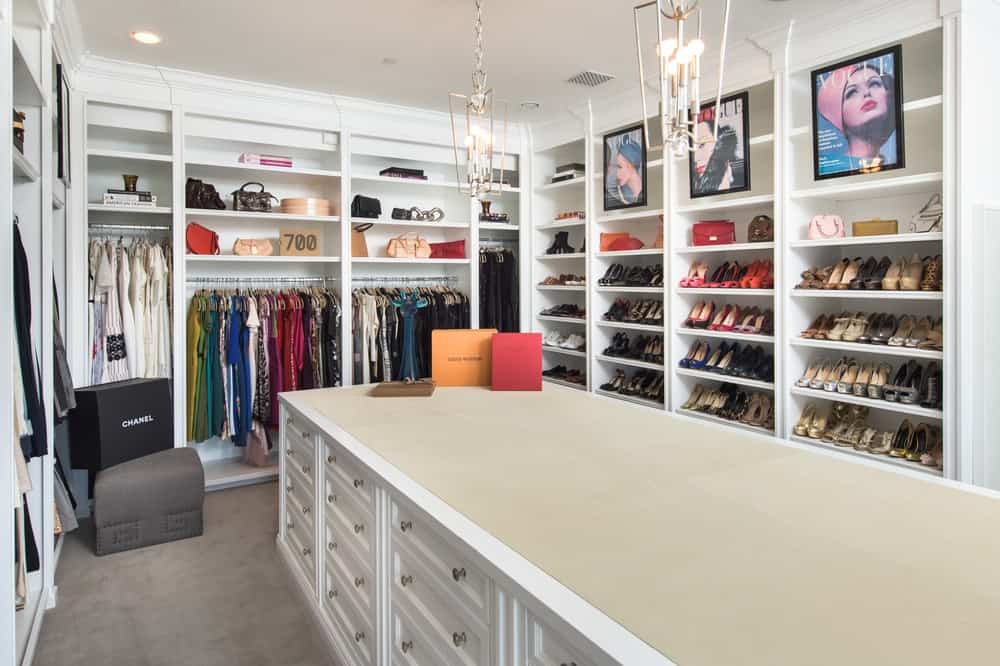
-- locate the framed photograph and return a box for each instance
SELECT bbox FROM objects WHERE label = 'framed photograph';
[811,45,905,181]
[603,125,647,211]
[688,91,751,199]
[56,63,71,185]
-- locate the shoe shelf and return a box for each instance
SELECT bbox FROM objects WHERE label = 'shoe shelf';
[596,355,664,371]
[535,253,586,260]
[789,386,944,420]
[595,286,662,294]
[675,288,775,297]
[790,337,943,361]
[595,389,665,411]
[675,367,775,391]
[596,321,664,333]
[675,327,775,345]
[349,216,469,229]
[789,232,942,248]
[542,376,587,391]
[537,315,587,325]
[675,194,775,215]
[543,346,587,359]
[676,408,774,437]
[790,289,943,301]
[188,208,341,223]
[479,222,519,232]
[595,249,664,258]
[536,284,586,291]
[789,435,943,478]
[789,172,943,201]
[674,242,775,254]
[595,209,664,224]
[536,218,586,230]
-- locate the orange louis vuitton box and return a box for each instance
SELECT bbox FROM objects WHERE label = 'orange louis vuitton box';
[431,329,497,386]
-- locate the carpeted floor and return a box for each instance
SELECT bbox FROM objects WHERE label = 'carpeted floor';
[34,482,334,666]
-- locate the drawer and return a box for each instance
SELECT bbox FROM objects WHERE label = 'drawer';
[324,472,374,567]
[391,499,490,623]
[391,598,463,666]
[322,438,375,509]
[285,515,315,588]
[524,611,600,666]
[285,411,319,449]
[286,429,315,475]
[324,519,375,621]
[285,476,315,535]
[391,545,489,666]
[285,448,316,495]
[322,567,375,666]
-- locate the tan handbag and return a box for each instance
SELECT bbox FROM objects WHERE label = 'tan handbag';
[386,232,432,259]
[233,238,275,256]
[352,223,372,258]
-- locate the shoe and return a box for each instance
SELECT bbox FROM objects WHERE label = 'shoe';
[856,313,878,343]
[794,404,818,437]
[869,314,897,345]
[801,314,828,339]
[688,342,711,369]
[807,407,830,439]
[899,253,924,290]
[867,363,893,399]
[825,313,852,341]
[889,420,916,458]
[681,385,706,410]
[705,262,730,288]
[823,357,851,392]
[680,262,706,287]
[810,360,835,390]
[824,259,851,289]
[720,262,742,288]
[561,334,586,351]
[712,344,739,373]
[905,316,932,348]
[920,429,944,469]
[921,255,942,291]
[918,317,943,351]
[853,363,874,397]
[797,360,821,387]
[840,312,869,342]
[864,257,892,290]
[882,256,905,290]
[855,426,878,452]
[882,362,910,402]
[868,430,895,455]
[908,194,943,233]
[898,363,926,405]
[703,342,729,371]
[836,257,863,289]
[888,315,915,347]
[599,369,626,392]
[848,257,877,289]
[679,341,700,368]
[920,362,941,409]
[708,304,732,331]
[837,360,860,394]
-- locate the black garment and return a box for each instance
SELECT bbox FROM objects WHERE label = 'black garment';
[480,248,519,332]
[14,223,47,459]
[23,501,40,572]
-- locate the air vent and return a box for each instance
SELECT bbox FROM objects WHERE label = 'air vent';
[566,70,616,87]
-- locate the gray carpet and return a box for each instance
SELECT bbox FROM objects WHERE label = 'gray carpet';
[34,482,335,666]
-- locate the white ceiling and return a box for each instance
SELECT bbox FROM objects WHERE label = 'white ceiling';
[75,0,842,121]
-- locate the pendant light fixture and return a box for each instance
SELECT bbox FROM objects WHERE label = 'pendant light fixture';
[449,0,508,199]
[633,0,732,157]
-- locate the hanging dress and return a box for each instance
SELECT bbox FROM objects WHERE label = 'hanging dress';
[117,244,138,379]
[130,244,148,379]
[97,242,128,383]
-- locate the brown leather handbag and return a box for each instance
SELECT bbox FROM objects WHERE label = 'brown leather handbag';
[748,215,774,243]
[232,182,279,212]
[386,232,432,259]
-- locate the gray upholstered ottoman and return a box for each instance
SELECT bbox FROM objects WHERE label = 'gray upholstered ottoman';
[93,447,205,555]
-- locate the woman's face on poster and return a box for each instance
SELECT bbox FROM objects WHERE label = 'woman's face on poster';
[842,66,888,133]
[615,152,637,186]
[693,121,715,175]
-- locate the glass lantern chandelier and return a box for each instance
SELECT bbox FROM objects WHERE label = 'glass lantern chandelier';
[449,0,508,199]
[633,0,732,157]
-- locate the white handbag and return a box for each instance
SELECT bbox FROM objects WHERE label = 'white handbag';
[808,214,845,240]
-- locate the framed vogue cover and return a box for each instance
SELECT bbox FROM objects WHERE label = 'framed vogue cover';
[688,91,751,199]
[603,125,647,211]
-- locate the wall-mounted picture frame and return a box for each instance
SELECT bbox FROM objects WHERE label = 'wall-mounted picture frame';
[811,44,905,181]
[602,124,647,211]
[688,91,751,199]
[56,63,71,186]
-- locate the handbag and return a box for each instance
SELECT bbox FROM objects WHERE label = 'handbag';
[232,238,275,257]
[351,223,373,258]
[185,222,220,255]
[600,232,630,252]
[748,215,774,243]
[653,216,664,249]
[386,232,432,259]
[351,194,382,219]
[607,235,645,252]
[231,182,279,213]
[692,220,736,246]
[429,239,466,259]
[185,178,226,210]
[808,214,845,240]
[243,427,271,467]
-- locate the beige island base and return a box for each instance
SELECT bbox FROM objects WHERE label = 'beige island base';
[279,383,1000,666]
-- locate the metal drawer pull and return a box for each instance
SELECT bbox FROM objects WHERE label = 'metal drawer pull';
[301,465,311,474]
[354,631,365,643]
[287,521,294,530]
[286,483,293,492]
[328,589,338,599]
[287,448,294,456]
[452,567,466,582]
[452,632,467,647]
[327,494,336,504]
[301,505,310,515]
[300,430,310,440]
[354,576,365,587]
[301,547,311,556]
[400,520,412,533]
[400,574,413,587]
[353,478,365,489]
[327,455,336,464]
[401,640,413,653]
[327,541,337,551]
[354,523,365,534]
[560,662,577,666]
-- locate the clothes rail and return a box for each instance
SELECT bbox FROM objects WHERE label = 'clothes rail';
[186,276,337,285]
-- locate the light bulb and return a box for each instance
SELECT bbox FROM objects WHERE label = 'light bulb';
[465,135,474,147]
[675,45,693,65]
[666,59,679,75]
[689,38,705,57]
[657,38,677,57]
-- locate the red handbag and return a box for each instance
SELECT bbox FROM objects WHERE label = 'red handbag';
[186,222,220,255]
[429,239,466,259]
[692,220,735,246]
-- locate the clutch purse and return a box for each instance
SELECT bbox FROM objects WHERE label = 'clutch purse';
[386,232,432,259]
[429,239,466,259]
[232,182,279,212]
[692,220,736,246]
[748,215,774,243]
[600,232,630,252]
[185,222,220,255]
[232,238,275,257]
[351,194,382,219]
[852,218,898,237]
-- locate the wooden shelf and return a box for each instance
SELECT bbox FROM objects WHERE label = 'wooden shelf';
[88,149,173,162]
[349,216,469,229]
[595,209,664,224]
[675,288,774,297]
[536,217,586,230]
[88,204,173,215]
[187,255,341,264]
[536,177,586,191]
[595,389,665,411]
[190,209,341,223]
[790,172,943,201]
[12,150,40,182]
[674,242,774,254]
[790,289,942,301]
[675,408,774,436]
[594,286,662,294]
[596,320,664,333]
[789,435,942,477]
[187,159,341,178]
[535,253,586,260]
[790,337,943,360]
[543,346,587,359]
[536,284,586,291]
[595,249,663,258]
[790,232,942,248]
[675,194,775,214]
[596,355,665,371]
[789,386,943,420]
[675,367,775,391]
[675,327,775,344]
[537,315,587,325]
[353,257,470,264]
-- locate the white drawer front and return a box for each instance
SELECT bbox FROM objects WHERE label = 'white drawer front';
[285,454,315,499]
[324,472,374,568]
[322,438,375,508]
[285,474,315,536]
[286,412,319,448]
[286,431,315,478]
[392,499,490,623]
[285,517,315,589]
[322,567,374,666]
[325,519,375,622]
[392,544,489,666]
[525,612,600,666]
[391,598,463,666]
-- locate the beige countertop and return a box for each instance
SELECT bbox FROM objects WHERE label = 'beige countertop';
[289,384,1000,666]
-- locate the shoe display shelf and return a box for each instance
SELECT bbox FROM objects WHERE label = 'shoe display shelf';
[781,28,950,478]
[532,137,592,389]
[668,79,779,434]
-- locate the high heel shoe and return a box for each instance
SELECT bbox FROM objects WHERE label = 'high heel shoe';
[848,257,877,289]
[689,301,715,329]
[905,316,932,348]
[825,313,852,341]
[909,193,943,233]
[921,255,942,291]
[718,305,742,332]
[720,262,742,288]
[888,315,915,347]
[801,314,828,339]
[867,362,893,399]
[824,258,851,289]
[853,362,874,397]
[899,253,924,291]
[836,360,860,394]
[705,262,729,288]
[864,256,892,290]
[679,262,703,287]
[889,420,916,458]
[681,385,706,410]
[869,314,897,345]
[794,404,818,437]
[739,261,761,289]
[688,342,711,369]
[882,256,905,290]
[836,257,863,289]
[707,304,732,331]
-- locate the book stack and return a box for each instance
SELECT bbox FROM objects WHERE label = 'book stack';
[239,153,294,168]
[379,166,427,181]
[103,189,157,207]
[551,162,585,184]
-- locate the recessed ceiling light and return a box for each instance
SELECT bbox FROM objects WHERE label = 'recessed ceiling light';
[131,31,162,45]
[520,101,541,111]
[382,57,398,65]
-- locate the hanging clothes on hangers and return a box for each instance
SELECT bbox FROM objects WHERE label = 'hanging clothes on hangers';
[479,246,519,332]
[14,221,47,460]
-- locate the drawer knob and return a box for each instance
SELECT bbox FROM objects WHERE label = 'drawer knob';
[452,632,467,647]
[354,576,365,588]
[328,589,338,599]
[302,465,311,474]
[400,520,412,533]
[401,640,413,654]
[287,521,294,530]
[301,505,310,515]
[300,430,310,440]
[286,483,293,492]
[560,663,578,666]
[353,478,365,489]
[328,541,337,551]
[327,494,336,504]
[354,523,365,534]
[354,631,365,643]
[301,547,311,556]
[327,455,336,464]
[287,448,294,457]
[400,574,413,587]
[452,567,466,582]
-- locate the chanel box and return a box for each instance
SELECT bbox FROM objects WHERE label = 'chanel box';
[70,378,174,477]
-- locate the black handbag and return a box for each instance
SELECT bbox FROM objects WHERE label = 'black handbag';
[231,182,279,213]
[186,178,226,210]
[351,194,382,219]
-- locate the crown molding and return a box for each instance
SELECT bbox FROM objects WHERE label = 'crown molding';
[53,0,87,79]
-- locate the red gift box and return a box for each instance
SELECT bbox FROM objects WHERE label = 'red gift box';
[491,333,542,391]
